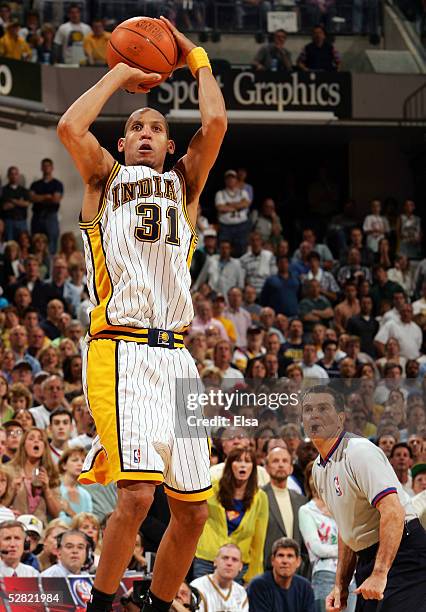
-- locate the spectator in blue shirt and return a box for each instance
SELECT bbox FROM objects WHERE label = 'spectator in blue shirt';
[260,256,300,317]
[248,537,315,611]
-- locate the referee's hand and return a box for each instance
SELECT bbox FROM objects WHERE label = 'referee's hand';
[354,571,387,600]
[326,585,348,611]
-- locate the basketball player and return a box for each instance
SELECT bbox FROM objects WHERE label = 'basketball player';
[301,385,426,612]
[57,17,227,612]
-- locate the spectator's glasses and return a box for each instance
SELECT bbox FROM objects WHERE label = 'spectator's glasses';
[6,429,23,437]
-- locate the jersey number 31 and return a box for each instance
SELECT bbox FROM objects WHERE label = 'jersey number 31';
[134,203,180,246]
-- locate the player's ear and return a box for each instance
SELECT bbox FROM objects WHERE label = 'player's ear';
[118,137,125,152]
[167,139,175,155]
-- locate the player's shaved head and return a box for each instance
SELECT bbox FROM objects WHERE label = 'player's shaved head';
[124,107,169,137]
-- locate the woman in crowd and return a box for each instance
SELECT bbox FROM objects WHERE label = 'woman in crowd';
[375,237,393,269]
[376,338,407,375]
[0,349,15,383]
[68,260,86,298]
[194,447,268,584]
[31,233,51,279]
[62,353,83,396]
[58,339,77,364]
[4,241,23,282]
[17,230,31,262]
[0,374,13,424]
[58,446,93,524]
[376,432,398,458]
[299,461,356,612]
[13,407,36,431]
[58,232,80,263]
[38,345,62,376]
[71,511,102,569]
[36,518,68,572]
[382,389,408,440]
[5,427,61,523]
[0,464,15,522]
[245,357,268,394]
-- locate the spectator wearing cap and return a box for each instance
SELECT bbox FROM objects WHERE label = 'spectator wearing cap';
[215,170,250,258]
[2,420,23,462]
[9,325,41,375]
[191,228,217,285]
[305,252,339,303]
[260,256,300,317]
[346,295,378,358]
[225,287,251,349]
[240,232,277,297]
[233,326,265,372]
[390,442,414,496]
[17,514,43,571]
[193,240,244,295]
[190,299,228,340]
[0,20,31,60]
[212,295,237,344]
[333,283,360,335]
[375,303,422,360]
[10,361,33,389]
[297,25,340,72]
[242,284,262,323]
[30,375,68,429]
[298,279,333,335]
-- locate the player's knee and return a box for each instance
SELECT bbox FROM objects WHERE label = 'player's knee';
[116,482,155,521]
[178,501,209,532]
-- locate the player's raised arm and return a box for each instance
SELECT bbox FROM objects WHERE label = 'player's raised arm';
[57,63,161,185]
[160,18,227,203]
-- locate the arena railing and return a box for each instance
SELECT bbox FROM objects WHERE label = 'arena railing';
[30,0,379,36]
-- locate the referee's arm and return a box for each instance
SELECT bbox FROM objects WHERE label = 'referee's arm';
[354,494,405,601]
[327,536,357,612]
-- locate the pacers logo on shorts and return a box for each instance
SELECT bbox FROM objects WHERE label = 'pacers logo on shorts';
[133,448,141,464]
[158,331,170,346]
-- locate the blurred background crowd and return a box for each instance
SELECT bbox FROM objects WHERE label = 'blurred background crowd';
[0,153,425,611]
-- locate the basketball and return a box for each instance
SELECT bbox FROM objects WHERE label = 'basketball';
[106,17,178,86]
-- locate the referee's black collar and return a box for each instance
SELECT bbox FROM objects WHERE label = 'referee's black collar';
[319,430,346,467]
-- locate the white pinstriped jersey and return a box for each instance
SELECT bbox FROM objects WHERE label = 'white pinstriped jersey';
[191,575,249,611]
[80,163,197,337]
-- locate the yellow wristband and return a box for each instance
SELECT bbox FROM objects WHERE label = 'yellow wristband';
[186,47,212,78]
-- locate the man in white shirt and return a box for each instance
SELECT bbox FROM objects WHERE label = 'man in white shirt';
[240,232,277,296]
[53,3,91,65]
[48,408,73,463]
[191,543,248,611]
[215,170,250,257]
[41,529,89,577]
[192,240,244,296]
[30,374,69,429]
[375,303,422,360]
[225,287,251,350]
[412,281,426,317]
[213,340,244,391]
[0,521,40,577]
[300,344,329,382]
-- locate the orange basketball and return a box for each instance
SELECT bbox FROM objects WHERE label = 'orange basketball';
[107,17,178,87]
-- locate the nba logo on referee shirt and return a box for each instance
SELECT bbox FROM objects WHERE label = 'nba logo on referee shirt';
[334,476,343,496]
[134,448,141,464]
[158,331,170,346]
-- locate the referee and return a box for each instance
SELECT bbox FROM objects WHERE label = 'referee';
[301,385,426,612]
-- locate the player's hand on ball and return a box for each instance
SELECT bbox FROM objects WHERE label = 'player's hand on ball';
[354,571,386,600]
[115,63,161,94]
[159,16,196,68]
[325,585,348,612]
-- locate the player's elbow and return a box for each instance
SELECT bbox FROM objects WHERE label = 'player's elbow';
[57,117,73,142]
[205,114,227,138]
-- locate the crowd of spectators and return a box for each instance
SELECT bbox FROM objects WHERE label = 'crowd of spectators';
[0,154,425,611]
[0,0,387,66]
